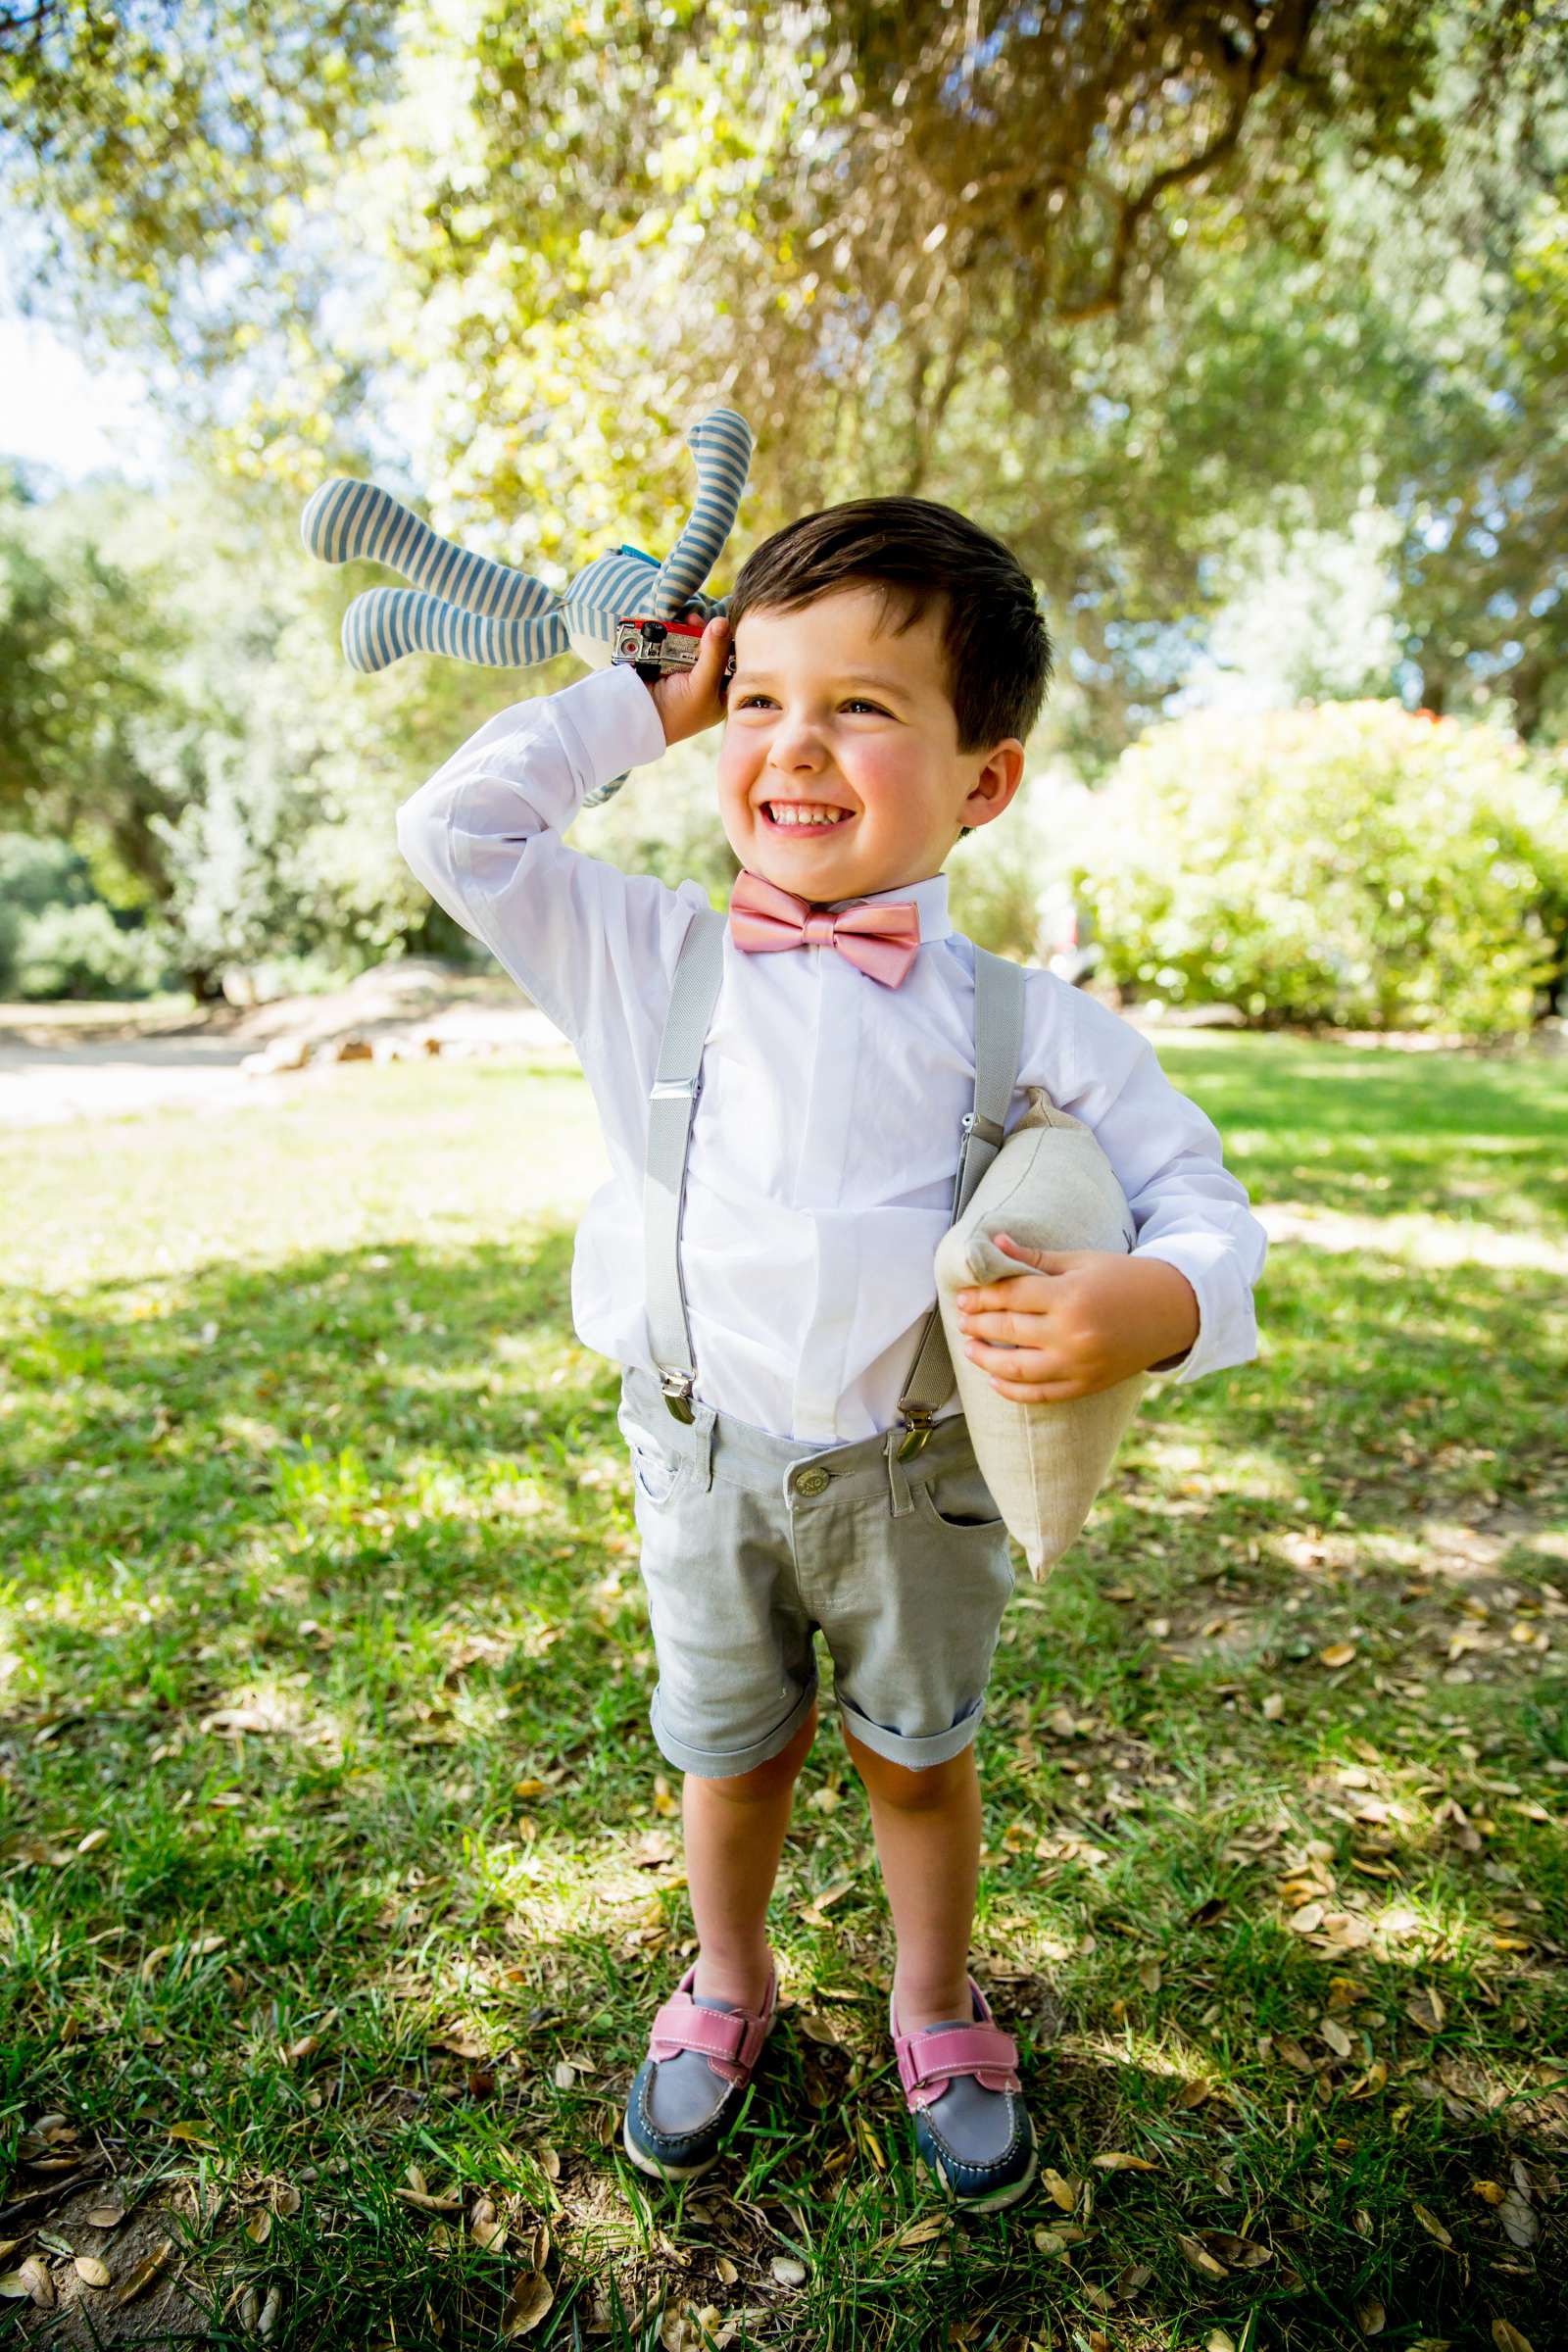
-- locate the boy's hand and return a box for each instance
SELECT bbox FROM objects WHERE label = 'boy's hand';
[647,614,732,748]
[954,1236,1200,1402]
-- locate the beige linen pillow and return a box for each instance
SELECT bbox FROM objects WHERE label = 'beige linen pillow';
[934,1089,1152,1580]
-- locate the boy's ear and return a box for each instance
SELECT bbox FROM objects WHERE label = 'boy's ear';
[960,740,1026,832]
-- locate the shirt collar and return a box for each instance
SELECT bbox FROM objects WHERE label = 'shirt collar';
[822,870,952,945]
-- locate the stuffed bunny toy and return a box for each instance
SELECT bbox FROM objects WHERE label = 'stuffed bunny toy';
[300,406,753,805]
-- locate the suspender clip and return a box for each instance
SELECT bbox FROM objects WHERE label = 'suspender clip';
[660,1370,697,1424]
[896,1408,935,1461]
[959,1110,1004,1147]
[651,1076,700,1102]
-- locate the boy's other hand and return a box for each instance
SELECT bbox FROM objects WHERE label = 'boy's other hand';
[648,615,731,748]
[954,1237,1200,1401]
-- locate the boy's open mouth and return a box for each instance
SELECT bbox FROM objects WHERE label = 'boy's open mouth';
[760,801,855,832]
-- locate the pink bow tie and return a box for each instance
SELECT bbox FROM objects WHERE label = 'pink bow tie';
[728,869,922,989]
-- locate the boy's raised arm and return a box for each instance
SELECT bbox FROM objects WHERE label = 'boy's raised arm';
[393,649,722,1064]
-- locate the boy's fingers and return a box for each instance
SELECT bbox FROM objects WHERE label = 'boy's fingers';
[991,1234,1073,1272]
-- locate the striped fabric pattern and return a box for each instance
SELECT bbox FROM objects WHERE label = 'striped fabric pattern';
[301,406,754,801]
[652,408,754,618]
[301,476,559,622]
[342,589,570,671]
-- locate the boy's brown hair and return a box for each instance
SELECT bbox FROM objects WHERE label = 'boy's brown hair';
[724,496,1053,754]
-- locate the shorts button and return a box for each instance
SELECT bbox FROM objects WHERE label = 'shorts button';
[795,1467,830,1496]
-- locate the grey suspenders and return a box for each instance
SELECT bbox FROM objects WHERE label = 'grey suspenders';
[642,906,1025,1453]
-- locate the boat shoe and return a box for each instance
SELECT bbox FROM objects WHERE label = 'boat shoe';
[890,1975,1039,2211]
[622,1958,779,2181]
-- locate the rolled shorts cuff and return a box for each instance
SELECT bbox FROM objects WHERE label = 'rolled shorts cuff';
[648,1674,820,1781]
[835,1690,986,1771]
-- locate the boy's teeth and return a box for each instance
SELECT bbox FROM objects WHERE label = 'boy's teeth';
[769,805,848,826]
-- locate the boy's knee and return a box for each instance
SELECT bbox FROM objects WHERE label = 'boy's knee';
[843,1723,974,1808]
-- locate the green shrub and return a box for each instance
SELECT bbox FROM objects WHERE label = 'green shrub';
[0,833,96,995]
[12,903,172,1001]
[1054,701,1568,1035]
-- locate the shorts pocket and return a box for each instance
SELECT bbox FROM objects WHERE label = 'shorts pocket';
[910,1458,1007,1535]
[628,1440,690,1510]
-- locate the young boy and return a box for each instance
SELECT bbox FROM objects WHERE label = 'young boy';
[396,498,1267,2213]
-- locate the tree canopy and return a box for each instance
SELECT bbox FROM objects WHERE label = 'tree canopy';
[2,2,1567,1006]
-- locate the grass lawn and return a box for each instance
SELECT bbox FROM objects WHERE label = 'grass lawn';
[2,1033,1564,2351]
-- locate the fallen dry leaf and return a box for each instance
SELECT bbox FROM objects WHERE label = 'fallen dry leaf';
[1406,1985,1446,2034]
[1497,2190,1538,2249]
[1319,1642,1358,1669]
[246,2210,272,2246]
[1319,2017,1354,2058]
[771,2256,808,2286]
[1092,2151,1158,2172]
[1042,2166,1077,2211]
[1492,2325,1535,2352]
[1176,2232,1226,2279]
[74,2253,112,2288]
[115,2237,172,2308]
[1412,2202,1453,2249]
[259,2283,282,2338]
[19,2256,56,2309]
[714,2254,739,2283]
[470,2195,507,2252]
[887,2215,947,2251]
[1355,2292,1387,2335]
[501,2269,554,2338]
[1200,2231,1272,2269]
[84,2205,127,2230]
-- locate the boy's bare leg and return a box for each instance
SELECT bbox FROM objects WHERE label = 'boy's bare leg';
[841,1722,981,2031]
[683,1698,818,2011]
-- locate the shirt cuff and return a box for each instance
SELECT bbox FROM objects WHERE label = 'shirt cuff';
[1131,1231,1255,1387]
[554,659,668,805]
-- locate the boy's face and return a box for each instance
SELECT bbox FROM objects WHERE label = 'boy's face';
[715,585,1025,904]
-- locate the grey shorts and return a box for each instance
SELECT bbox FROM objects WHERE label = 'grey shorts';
[616,1364,1016,1780]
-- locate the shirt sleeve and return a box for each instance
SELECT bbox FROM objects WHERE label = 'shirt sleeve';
[1020,971,1268,1387]
[394,661,711,1062]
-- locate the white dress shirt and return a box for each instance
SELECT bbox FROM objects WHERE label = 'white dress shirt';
[397,661,1268,1444]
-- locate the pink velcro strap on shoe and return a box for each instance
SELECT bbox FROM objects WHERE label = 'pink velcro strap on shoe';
[650,1995,749,2066]
[895,2021,1021,2104]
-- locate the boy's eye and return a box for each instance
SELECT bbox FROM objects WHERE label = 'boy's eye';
[736,695,889,715]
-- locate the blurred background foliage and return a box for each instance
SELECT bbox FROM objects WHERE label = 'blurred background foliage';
[1,0,1566,1030]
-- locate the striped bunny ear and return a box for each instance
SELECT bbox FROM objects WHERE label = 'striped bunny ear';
[650,409,754,619]
[342,590,570,671]
[301,477,563,673]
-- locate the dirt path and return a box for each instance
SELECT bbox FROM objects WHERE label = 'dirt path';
[0,962,571,1126]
